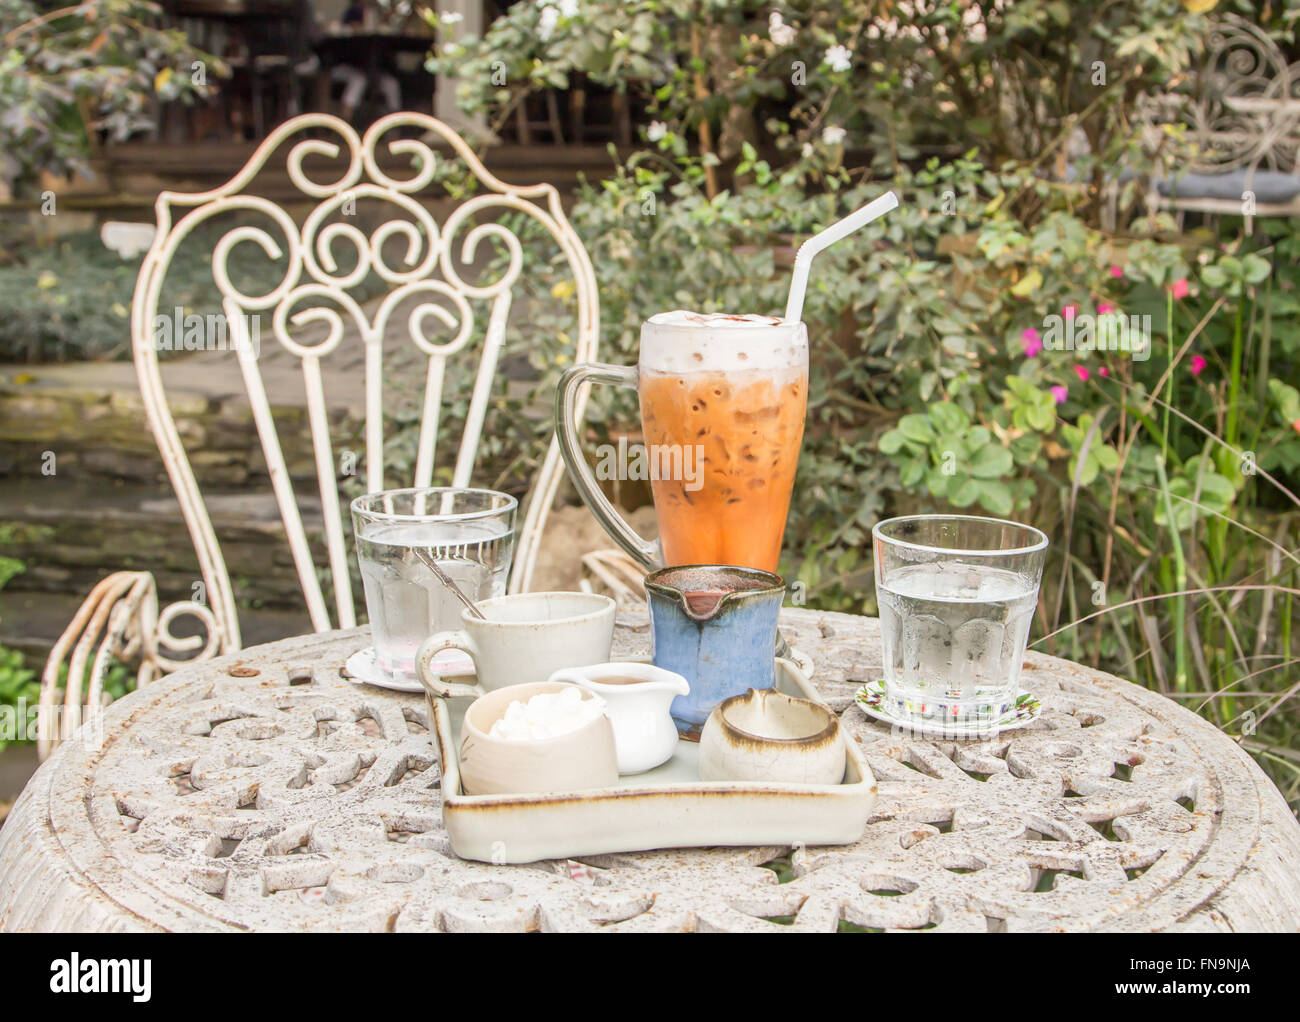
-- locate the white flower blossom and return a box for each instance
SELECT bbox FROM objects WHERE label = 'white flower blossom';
[963,2,987,41]
[646,120,667,142]
[874,17,899,40]
[801,142,814,158]
[823,44,852,72]
[768,11,797,47]
[538,5,559,39]
[439,10,463,23]
[822,125,846,146]
[558,0,579,18]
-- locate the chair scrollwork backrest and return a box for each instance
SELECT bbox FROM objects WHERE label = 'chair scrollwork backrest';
[132,112,599,657]
[1137,14,1299,178]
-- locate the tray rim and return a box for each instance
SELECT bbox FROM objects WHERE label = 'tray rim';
[430,657,876,809]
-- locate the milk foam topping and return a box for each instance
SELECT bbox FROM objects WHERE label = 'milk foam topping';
[641,310,808,374]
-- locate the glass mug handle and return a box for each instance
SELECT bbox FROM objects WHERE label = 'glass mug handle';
[555,363,663,571]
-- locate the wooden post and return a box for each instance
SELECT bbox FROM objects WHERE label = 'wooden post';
[434,0,488,136]
[690,24,718,200]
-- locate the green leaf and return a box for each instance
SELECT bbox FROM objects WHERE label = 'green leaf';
[949,475,980,506]
[1070,453,1100,487]
[1028,401,1056,432]
[929,402,969,434]
[919,371,939,402]
[969,444,1013,479]
[978,480,1014,516]
[1009,268,1042,297]
[1243,254,1272,285]
[898,414,935,443]
[1011,433,1042,463]
[878,429,906,455]
[924,465,951,495]
[1200,265,1228,289]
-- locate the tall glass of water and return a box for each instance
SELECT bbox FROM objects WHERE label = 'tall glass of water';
[352,487,517,686]
[872,515,1048,731]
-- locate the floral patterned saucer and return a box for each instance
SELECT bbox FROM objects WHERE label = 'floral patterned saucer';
[853,679,1042,740]
[344,646,475,694]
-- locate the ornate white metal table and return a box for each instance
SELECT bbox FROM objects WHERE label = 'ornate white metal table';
[3,608,1299,932]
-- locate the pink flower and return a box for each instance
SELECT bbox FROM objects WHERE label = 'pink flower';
[1190,354,1207,376]
[1062,302,1079,319]
[1097,302,1114,315]
[1021,328,1043,358]
[1294,418,1300,434]
[1051,385,1068,404]
[1098,366,1110,377]
[1109,265,1124,279]
[1169,278,1190,300]
[1073,365,1090,382]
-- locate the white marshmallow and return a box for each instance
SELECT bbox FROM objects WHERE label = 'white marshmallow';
[489,686,607,742]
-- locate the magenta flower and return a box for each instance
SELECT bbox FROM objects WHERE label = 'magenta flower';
[1109,265,1124,279]
[1073,365,1090,382]
[1190,354,1207,376]
[1051,385,1068,404]
[1098,366,1110,377]
[1097,302,1114,315]
[1169,278,1190,300]
[1021,328,1043,358]
[1062,302,1079,319]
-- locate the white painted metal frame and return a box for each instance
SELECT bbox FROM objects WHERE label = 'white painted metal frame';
[38,112,600,757]
[1137,15,1300,232]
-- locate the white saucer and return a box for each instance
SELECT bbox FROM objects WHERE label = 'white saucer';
[344,646,476,694]
[854,679,1042,740]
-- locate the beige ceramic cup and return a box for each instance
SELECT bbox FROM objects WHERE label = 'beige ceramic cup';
[698,688,846,785]
[457,681,619,796]
[416,591,616,700]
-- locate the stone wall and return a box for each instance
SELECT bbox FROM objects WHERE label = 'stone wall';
[0,371,359,487]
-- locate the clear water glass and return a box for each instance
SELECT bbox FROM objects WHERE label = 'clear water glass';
[352,487,516,686]
[872,514,1048,731]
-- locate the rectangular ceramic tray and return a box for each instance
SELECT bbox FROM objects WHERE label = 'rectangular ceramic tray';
[429,658,877,863]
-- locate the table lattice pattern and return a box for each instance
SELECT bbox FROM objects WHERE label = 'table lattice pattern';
[2,609,1298,932]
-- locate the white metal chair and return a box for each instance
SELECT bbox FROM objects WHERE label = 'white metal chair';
[578,548,649,610]
[37,112,600,758]
[1136,15,1300,234]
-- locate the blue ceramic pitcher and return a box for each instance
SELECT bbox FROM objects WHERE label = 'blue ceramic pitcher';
[644,565,786,733]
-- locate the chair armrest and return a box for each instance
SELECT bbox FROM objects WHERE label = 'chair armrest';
[580,549,648,610]
[37,573,222,760]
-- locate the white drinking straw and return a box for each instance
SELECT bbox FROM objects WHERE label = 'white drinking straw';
[783,191,900,323]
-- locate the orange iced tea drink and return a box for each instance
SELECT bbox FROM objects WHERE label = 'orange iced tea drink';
[637,312,809,573]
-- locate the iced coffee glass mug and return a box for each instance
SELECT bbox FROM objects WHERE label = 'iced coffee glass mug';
[555,312,809,573]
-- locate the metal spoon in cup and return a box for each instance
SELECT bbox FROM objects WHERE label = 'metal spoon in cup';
[413,550,487,621]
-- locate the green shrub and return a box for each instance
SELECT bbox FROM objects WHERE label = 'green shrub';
[0,0,221,190]
[0,217,393,363]
[434,0,1300,813]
